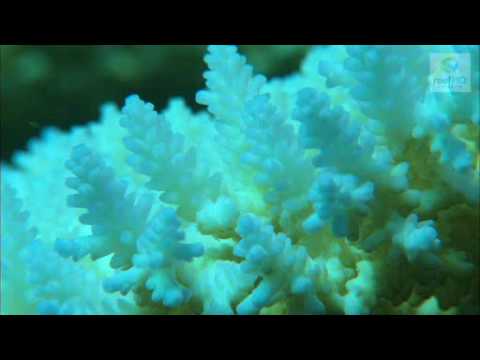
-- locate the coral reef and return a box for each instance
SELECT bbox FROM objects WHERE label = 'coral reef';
[1,45,478,315]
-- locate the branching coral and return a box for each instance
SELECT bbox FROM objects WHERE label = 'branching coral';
[1,45,479,315]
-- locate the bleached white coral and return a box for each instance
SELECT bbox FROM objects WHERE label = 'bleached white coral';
[2,45,478,315]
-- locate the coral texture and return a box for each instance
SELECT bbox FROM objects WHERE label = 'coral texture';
[1,45,479,315]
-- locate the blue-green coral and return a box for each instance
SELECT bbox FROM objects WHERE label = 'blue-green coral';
[1,45,479,315]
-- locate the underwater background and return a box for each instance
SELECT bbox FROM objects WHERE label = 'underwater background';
[1,45,310,162]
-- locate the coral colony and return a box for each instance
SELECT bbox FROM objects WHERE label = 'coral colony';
[1,45,479,315]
